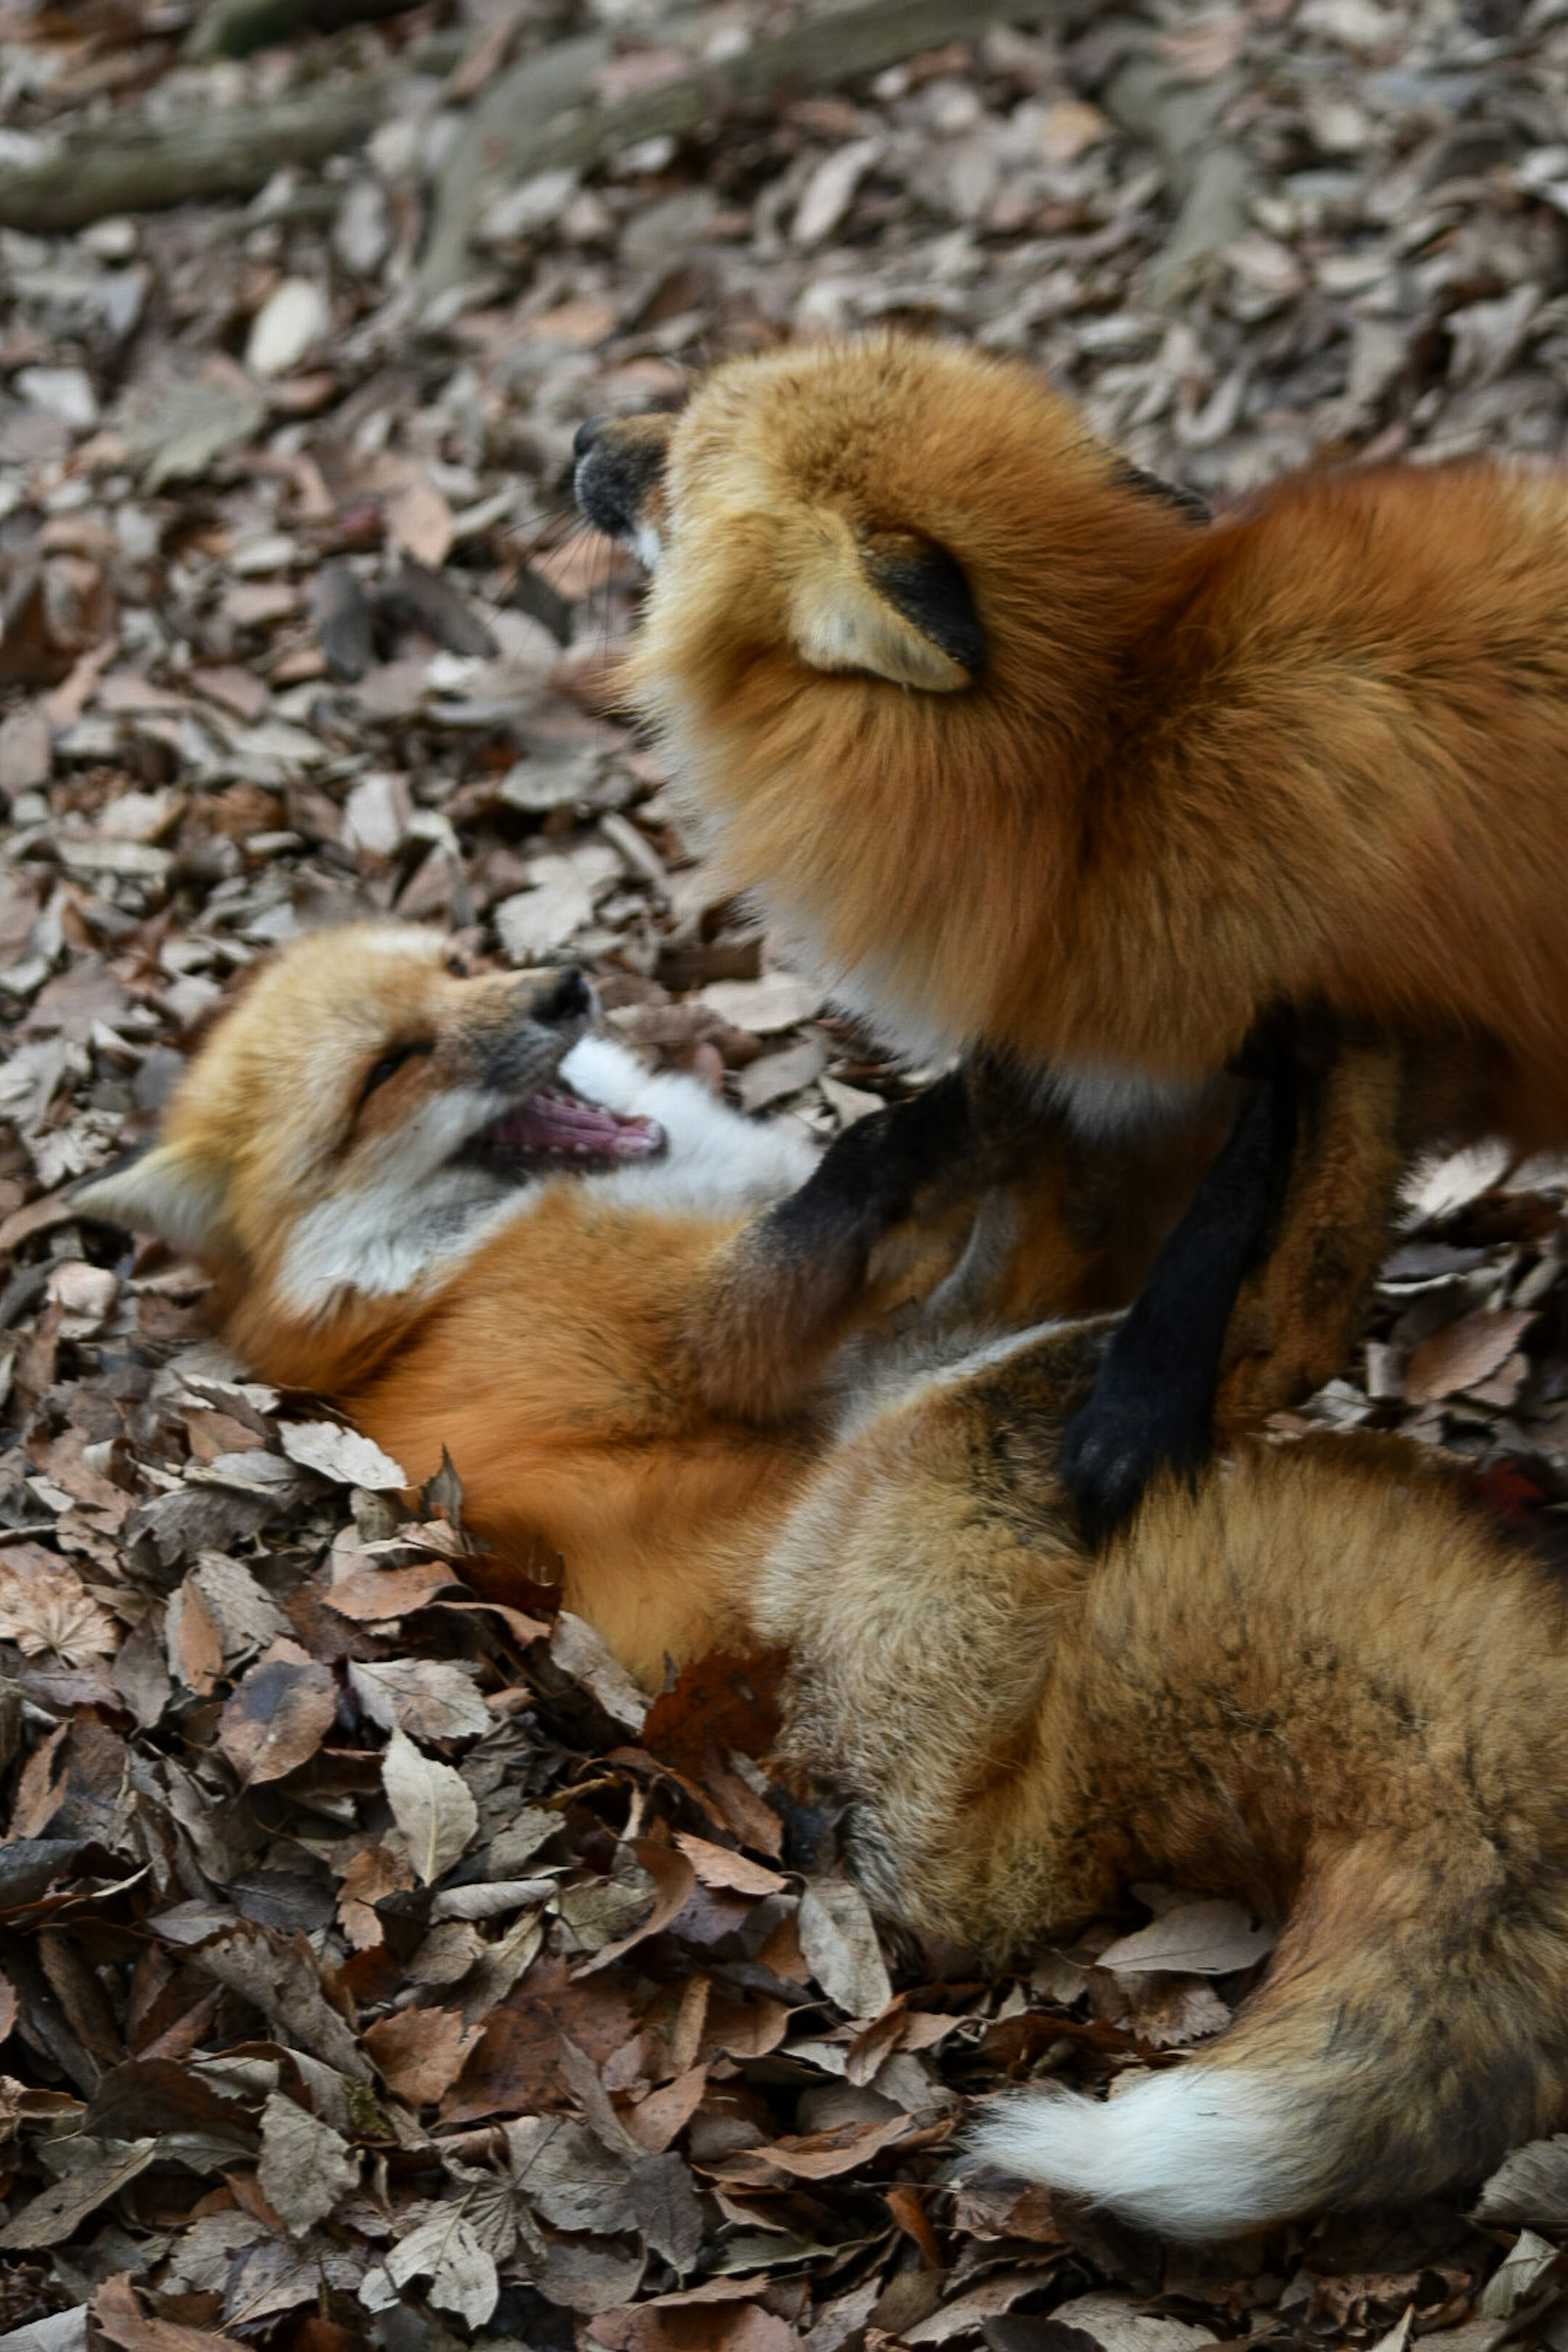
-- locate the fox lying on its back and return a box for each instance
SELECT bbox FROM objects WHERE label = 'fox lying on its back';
[75,924,1568,2239]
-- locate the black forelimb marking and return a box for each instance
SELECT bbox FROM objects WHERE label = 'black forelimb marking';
[1058,1025,1302,1545]
[692,1069,975,1417]
[759,1066,975,1266]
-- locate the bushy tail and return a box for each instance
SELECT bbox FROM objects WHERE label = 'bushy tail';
[971,1835,1568,2239]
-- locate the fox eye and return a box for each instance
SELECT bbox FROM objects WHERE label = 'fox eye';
[360,1040,432,1105]
[445,953,470,978]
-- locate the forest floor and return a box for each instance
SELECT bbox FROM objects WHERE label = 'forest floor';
[4,0,1568,2346]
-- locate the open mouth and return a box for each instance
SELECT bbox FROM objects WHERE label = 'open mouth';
[463,1079,665,1176]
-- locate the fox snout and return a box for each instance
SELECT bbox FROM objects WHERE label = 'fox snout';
[575,414,672,559]
[477,966,593,1093]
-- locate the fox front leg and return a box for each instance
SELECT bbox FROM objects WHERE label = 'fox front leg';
[689,1069,975,1421]
[1057,1035,1302,1544]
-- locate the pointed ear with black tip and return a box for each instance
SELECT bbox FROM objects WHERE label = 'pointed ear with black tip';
[73,1144,228,1255]
[788,519,981,691]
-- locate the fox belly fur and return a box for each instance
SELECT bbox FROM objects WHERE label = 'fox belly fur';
[77,924,1568,2239]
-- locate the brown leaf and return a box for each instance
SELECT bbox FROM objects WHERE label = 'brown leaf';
[575,1842,697,1975]
[91,2272,234,2352]
[673,1834,788,1898]
[363,2005,479,2104]
[217,1655,337,1784]
[176,1920,370,2080]
[0,2139,157,2248]
[714,2112,913,2184]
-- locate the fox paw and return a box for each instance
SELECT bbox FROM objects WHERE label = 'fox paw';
[1058,1393,1204,1548]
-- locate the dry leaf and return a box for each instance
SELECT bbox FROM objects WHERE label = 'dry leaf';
[1405,1310,1536,1406]
[217,1655,337,1784]
[1098,1900,1278,1977]
[363,2005,479,2105]
[1473,2136,1568,2230]
[369,2211,499,2327]
[349,1657,490,1742]
[797,1881,893,2020]
[382,1725,478,1885]
[278,1420,408,1490]
[256,2089,359,2237]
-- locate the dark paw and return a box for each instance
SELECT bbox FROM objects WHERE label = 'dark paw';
[1059,1395,1203,1548]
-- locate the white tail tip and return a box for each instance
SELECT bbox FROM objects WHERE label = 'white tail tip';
[968,2066,1331,2239]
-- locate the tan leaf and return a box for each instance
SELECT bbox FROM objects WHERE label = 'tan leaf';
[278,1418,407,1490]
[1029,2293,1220,2352]
[550,1611,649,1734]
[673,1834,787,1898]
[349,1656,490,1742]
[1474,2229,1560,2319]
[0,1549,118,1668]
[377,2209,498,2326]
[382,1725,478,1885]
[1404,1309,1536,1406]
[167,1578,224,1697]
[1473,2135,1568,2230]
[698,972,822,1034]
[797,1880,893,2020]
[0,2138,158,2248]
[716,2113,911,2184]
[386,471,454,569]
[217,1656,337,1784]
[178,1918,370,2080]
[325,1560,462,1619]
[1098,1900,1277,1978]
[91,2270,234,2352]
[256,2089,358,2237]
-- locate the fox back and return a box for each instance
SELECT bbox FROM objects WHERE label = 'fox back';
[579,334,1568,1141]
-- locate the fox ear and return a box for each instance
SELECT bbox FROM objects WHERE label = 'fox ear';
[74,1145,227,1254]
[788,524,978,692]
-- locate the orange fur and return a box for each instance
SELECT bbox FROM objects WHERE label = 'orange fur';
[76,926,1568,2234]
[589,334,1561,1142]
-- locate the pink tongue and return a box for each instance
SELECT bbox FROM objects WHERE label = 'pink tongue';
[490,1088,664,1161]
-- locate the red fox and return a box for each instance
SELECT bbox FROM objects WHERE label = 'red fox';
[574,335,1568,1492]
[74,925,1568,2238]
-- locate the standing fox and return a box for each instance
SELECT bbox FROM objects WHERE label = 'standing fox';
[575,336,1568,1494]
[74,925,1568,2238]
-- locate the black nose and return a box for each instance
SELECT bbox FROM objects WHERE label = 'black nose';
[535,968,591,1026]
[573,417,605,459]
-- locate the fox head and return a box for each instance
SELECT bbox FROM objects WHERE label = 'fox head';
[74,926,665,1316]
[574,334,1208,1068]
